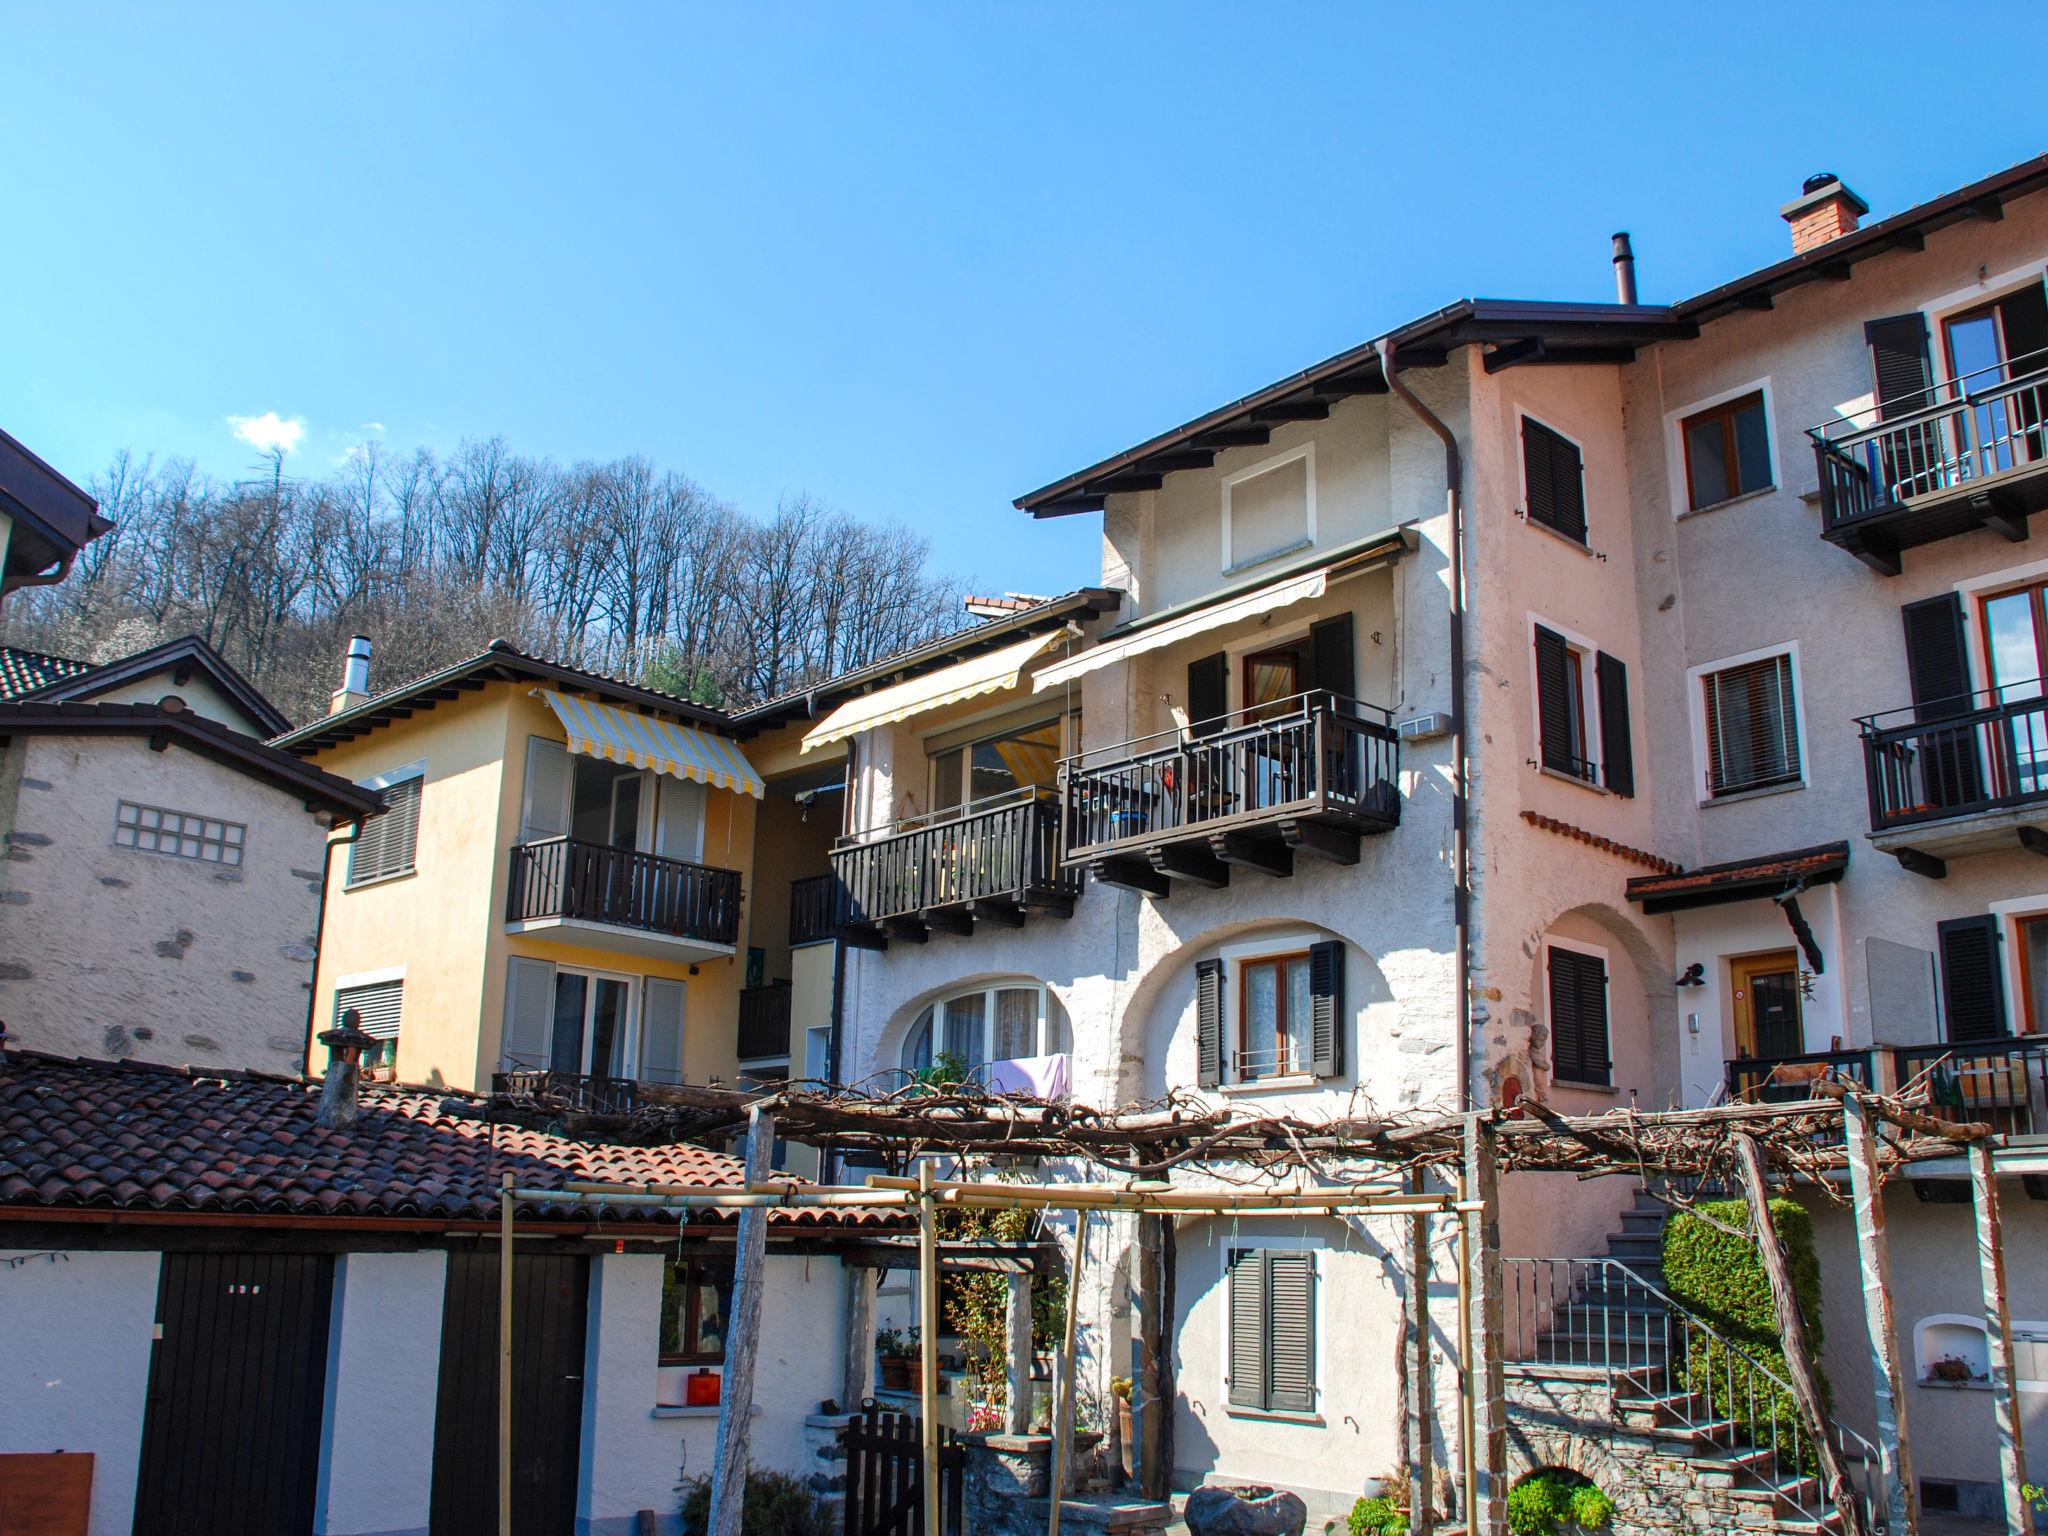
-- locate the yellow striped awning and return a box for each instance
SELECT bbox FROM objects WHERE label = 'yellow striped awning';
[539,691,764,799]
[800,628,1074,755]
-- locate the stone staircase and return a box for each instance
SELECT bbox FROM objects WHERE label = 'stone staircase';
[1504,1187,1858,1535]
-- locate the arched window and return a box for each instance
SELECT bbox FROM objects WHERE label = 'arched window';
[903,981,1070,1074]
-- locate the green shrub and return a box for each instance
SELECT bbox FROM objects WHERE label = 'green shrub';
[679,1471,828,1536]
[1507,1470,1611,1535]
[1347,1494,1405,1535]
[1566,1484,1614,1531]
[1661,1198,1829,1469]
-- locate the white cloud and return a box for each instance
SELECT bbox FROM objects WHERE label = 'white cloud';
[227,411,307,455]
[359,421,386,435]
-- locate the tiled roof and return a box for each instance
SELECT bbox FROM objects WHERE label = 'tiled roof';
[0,1052,891,1229]
[1625,842,1850,909]
[0,645,89,700]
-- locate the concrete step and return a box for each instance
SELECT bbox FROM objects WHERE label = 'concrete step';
[1617,1206,1668,1234]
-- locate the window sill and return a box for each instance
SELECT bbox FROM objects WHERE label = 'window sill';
[1222,538,1315,580]
[1537,766,1607,795]
[344,866,418,893]
[1698,780,1805,810]
[1676,485,1777,521]
[1219,1075,1318,1095]
[652,1404,758,1419]
[1222,1405,1324,1426]
[1521,515,1596,557]
[1553,1077,1617,1094]
[1916,1379,1995,1393]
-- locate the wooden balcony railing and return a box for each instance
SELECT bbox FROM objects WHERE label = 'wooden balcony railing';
[1061,691,1399,871]
[506,836,742,947]
[789,872,841,947]
[739,980,793,1061]
[1858,684,2048,833]
[1895,1039,2048,1139]
[831,787,1075,944]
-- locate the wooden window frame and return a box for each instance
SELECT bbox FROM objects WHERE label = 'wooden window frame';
[1531,618,1601,786]
[1679,390,1773,512]
[660,1255,735,1366]
[2010,912,2048,1037]
[1234,950,1311,1082]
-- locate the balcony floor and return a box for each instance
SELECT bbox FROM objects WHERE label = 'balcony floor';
[1869,799,2048,873]
[1824,460,2048,575]
[837,882,1076,950]
[1079,800,1396,896]
[505,914,738,965]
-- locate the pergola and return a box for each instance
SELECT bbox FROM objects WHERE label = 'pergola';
[484,1074,2033,1536]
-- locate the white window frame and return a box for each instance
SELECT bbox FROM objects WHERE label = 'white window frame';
[1686,641,1808,805]
[1986,891,2048,1036]
[1526,613,1605,792]
[348,758,427,889]
[1542,933,1613,1090]
[1919,259,2048,388]
[334,964,407,991]
[900,980,1067,1073]
[1662,377,1779,518]
[113,800,247,866]
[547,963,643,1078]
[1513,407,1594,548]
[1220,443,1316,576]
[360,758,427,792]
[1220,1232,1322,1422]
[1214,930,1321,1089]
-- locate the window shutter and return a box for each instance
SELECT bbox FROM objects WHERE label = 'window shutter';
[1901,594,1973,720]
[502,955,557,1070]
[1308,939,1344,1078]
[642,976,686,1085]
[1196,958,1224,1089]
[1523,418,1586,544]
[1264,1251,1316,1414]
[1938,915,2008,1044]
[1865,313,1934,418]
[349,774,422,885]
[335,980,402,1040]
[1533,626,1573,774]
[1310,613,1355,702]
[1547,946,1584,1083]
[521,738,572,842]
[1188,653,1228,738]
[1577,950,1612,1082]
[1595,652,1633,798]
[1226,1250,1267,1409]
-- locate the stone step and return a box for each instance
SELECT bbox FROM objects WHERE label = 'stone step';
[1025,1494,1172,1533]
[1604,1232,1663,1255]
[1617,1206,1667,1233]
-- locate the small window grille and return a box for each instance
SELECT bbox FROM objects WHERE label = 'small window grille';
[114,801,246,866]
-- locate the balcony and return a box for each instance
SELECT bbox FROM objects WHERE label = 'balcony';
[1061,690,1398,894]
[831,788,1076,949]
[1810,350,2048,575]
[491,1069,651,1115]
[739,980,792,1062]
[505,836,742,962]
[1895,1038,2048,1139]
[1858,686,2048,873]
[789,872,839,947]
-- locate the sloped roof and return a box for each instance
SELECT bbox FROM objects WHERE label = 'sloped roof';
[0,1051,893,1229]
[25,633,290,736]
[0,645,89,699]
[1625,842,1850,914]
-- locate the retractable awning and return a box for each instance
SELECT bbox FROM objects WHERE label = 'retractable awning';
[540,691,764,798]
[800,628,1073,754]
[1031,569,1326,691]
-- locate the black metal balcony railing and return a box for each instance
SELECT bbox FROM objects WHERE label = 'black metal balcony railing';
[789,872,841,947]
[1812,347,2048,536]
[1725,1049,1876,1143]
[832,786,1075,932]
[492,1069,645,1115]
[1061,691,1399,861]
[1859,682,2048,832]
[506,836,742,946]
[739,980,792,1061]
[1895,1038,2048,1139]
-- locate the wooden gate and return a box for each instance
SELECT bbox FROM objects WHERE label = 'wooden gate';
[133,1252,335,1536]
[429,1251,590,1536]
[842,1402,965,1536]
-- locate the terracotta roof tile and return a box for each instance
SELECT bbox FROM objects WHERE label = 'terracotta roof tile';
[0,645,89,700]
[0,1052,893,1230]
[1625,842,1850,904]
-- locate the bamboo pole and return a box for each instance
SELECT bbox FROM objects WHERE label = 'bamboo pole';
[1463,1115,1505,1536]
[709,1106,777,1536]
[498,1173,514,1536]
[918,1161,941,1536]
[1843,1096,1917,1536]
[1455,1159,1474,1536]
[1405,1169,1433,1536]
[1733,1135,1865,1536]
[1048,1211,1088,1536]
[1970,1141,2035,1536]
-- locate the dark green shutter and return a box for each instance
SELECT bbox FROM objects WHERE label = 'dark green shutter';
[1595,652,1633,798]
[1577,950,1612,1082]
[1196,958,1224,1088]
[1523,418,1586,544]
[1264,1251,1316,1413]
[1310,613,1355,702]
[1902,593,1982,810]
[1865,313,1934,417]
[1533,626,1574,775]
[1308,939,1344,1078]
[1549,946,1610,1085]
[1188,653,1228,738]
[1226,1250,1266,1408]
[1938,915,2008,1044]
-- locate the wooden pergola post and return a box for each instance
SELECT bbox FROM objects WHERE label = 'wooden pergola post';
[1005,1271,1035,1435]
[1971,1141,2035,1536]
[1135,1212,1174,1500]
[843,1265,880,1409]
[1843,1094,1917,1536]
[917,1161,942,1536]
[1405,1170,1434,1536]
[1048,1213,1089,1536]
[708,1106,776,1536]
[1463,1115,1505,1536]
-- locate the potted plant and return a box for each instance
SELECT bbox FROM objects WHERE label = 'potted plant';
[1109,1377,1134,1481]
[1927,1353,1979,1384]
[877,1326,920,1392]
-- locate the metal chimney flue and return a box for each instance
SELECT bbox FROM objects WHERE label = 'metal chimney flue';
[329,634,373,716]
[1611,232,1638,306]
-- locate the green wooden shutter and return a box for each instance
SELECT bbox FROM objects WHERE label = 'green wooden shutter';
[502,955,557,1070]
[1901,593,1982,810]
[1196,958,1225,1089]
[1938,915,2008,1044]
[1865,312,1934,418]
[1577,950,1612,1083]
[1308,939,1344,1078]
[1309,613,1355,702]
[1523,418,1586,544]
[1226,1249,1266,1409]
[1264,1251,1316,1413]
[1595,652,1633,798]
[1533,626,1574,775]
[1549,945,1607,1085]
[1188,653,1228,738]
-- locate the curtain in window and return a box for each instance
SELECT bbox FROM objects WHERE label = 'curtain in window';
[992,987,1038,1061]
[943,993,987,1068]
[1705,655,1800,796]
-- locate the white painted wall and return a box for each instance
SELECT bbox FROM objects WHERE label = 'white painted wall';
[316,1251,447,1536]
[0,1249,161,1536]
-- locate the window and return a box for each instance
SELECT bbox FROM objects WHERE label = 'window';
[903,981,1069,1074]
[348,771,423,886]
[660,1257,734,1364]
[1938,915,2009,1044]
[1700,652,1802,798]
[2016,913,2048,1034]
[1521,417,1587,543]
[1196,940,1346,1087]
[1226,1248,1315,1414]
[114,801,245,866]
[1681,392,1772,510]
[1532,624,1631,793]
[1238,953,1311,1081]
[335,979,402,1072]
[1222,446,1314,572]
[929,716,1063,817]
[1545,940,1611,1088]
[500,957,679,1082]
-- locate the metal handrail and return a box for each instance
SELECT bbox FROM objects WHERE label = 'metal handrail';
[1060,689,1393,772]
[1857,681,2048,830]
[836,783,1056,848]
[831,789,1073,927]
[1809,344,2048,441]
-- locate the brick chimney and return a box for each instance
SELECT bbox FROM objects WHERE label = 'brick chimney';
[1781,172,1869,255]
[329,634,372,716]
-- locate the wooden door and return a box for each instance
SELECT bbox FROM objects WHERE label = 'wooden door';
[133,1253,335,1536]
[1731,950,1803,1062]
[430,1252,589,1536]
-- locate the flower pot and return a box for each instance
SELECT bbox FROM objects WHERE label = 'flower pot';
[879,1355,916,1392]
[1115,1398,1134,1480]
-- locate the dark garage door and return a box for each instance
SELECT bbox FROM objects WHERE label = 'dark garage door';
[134,1252,336,1536]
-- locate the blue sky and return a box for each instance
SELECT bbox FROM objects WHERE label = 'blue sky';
[3,4,2042,599]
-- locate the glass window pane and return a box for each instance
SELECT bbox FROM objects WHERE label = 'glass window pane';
[1733,400,1772,494]
[1284,956,1312,1072]
[931,749,964,814]
[1686,414,1732,509]
[993,987,1038,1061]
[551,973,588,1073]
[1242,963,1278,1079]
[694,1266,733,1358]
[590,978,628,1076]
[2025,917,2048,1033]
[943,993,986,1068]
[1985,590,2043,700]
[905,1007,934,1072]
